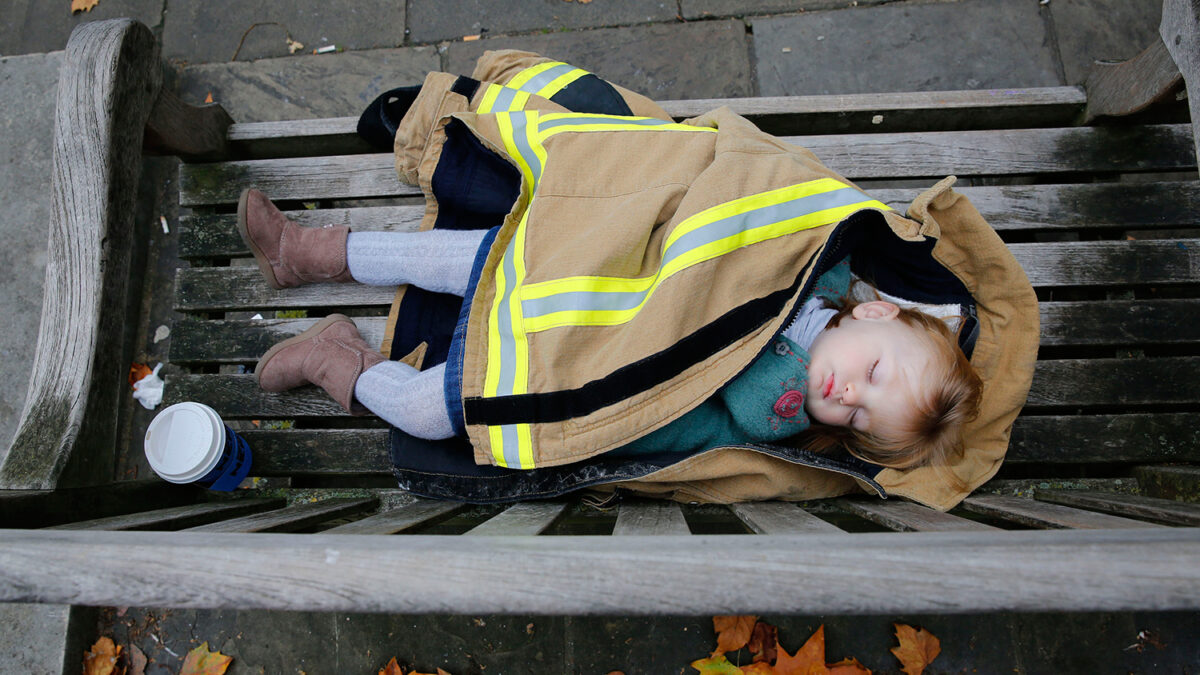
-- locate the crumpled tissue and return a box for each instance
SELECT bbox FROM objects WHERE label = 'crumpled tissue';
[132,363,164,410]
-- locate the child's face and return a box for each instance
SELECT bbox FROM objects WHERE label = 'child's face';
[805,301,936,436]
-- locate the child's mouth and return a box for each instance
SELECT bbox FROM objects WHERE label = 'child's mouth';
[823,374,834,398]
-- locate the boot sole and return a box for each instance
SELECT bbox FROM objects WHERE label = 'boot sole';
[255,314,353,386]
[237,188,286,291]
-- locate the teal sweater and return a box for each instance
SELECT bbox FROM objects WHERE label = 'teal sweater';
[612,259,852,455]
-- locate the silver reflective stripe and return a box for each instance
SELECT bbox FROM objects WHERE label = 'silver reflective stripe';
[538,116,674,131]
[520,186,874,320]
[491,86,519,112]
[511,113,542,184]
[517,63,577,94]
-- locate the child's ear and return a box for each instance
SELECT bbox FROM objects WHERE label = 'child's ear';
[851,300,900,321]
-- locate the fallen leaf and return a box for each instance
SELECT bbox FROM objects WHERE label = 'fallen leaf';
[286,37,304,53]
[128,362,152,387]
[128,645,148,675]
[773,625,827,675]
[71,0,100,13]
[180,642,233,675]
[379,657,404,675]
[204,92,214,104]
[714,615,758,655]
[739,663,776,674]
[890,624,940,675]
[747,620,778,664]
[827,657,871,674]
[691,653,744,674]
[83,637,124,675]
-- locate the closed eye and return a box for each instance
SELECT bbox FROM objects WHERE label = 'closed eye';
[868,359,879,383]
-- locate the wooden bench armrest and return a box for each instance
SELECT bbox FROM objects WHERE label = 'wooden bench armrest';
[0,20,161,489]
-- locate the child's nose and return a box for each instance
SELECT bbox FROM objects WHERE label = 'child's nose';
[841,383,857,405]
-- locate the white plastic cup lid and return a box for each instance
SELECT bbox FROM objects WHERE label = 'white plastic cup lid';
[144,402,227,484]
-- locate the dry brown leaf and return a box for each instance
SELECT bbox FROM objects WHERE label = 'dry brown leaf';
[713,615,758,655]
[128,362,152,386]
[180,642,233,675]
[747,620,778,664]
[739,662,776,674]
[128,645,148,675]
[204,92,214,103]
[71,0,100,13]
[827,657,871,674]
[773,625,827,675]
[83,637,124,675]
[379,658,405,675]
[890,624,940,675]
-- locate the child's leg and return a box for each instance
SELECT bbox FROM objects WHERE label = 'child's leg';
[353,360,456,440]
[346,229,488,296]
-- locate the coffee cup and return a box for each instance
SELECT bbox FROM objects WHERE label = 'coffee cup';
[144,402,252,491]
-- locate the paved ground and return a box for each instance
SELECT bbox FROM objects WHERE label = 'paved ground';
[2,0,1195,673]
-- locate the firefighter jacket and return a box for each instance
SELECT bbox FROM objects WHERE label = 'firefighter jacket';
[379,51,1039,511]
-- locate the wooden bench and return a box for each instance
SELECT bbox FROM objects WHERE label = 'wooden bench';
[3,3,1200,614]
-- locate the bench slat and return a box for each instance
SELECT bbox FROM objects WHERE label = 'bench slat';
[612,502,690,535]
[183,498,378,533]
[168,299,1200,365]
[4,528,1200,613]
[165,358,1200,418]
[200,414,1200,478]
[45,498,286,531]
[172,240,1200,312]
[465,501,569,536]
[178,125,1196,206]
[223,87,1088,158]
[323,499,465,535]
[1035,490,1200,527]
[728,502,844,534]
[961,494,1162,529]
[176,181,1200,260]
[836,499,998,532]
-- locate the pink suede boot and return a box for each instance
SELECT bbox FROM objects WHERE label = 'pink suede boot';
[237,188,354,289]
[255,314,386,414]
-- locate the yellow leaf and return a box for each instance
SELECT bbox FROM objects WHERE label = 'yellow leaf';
[713,615,758,655]
[692,653,745,674]
[83,637,124,675]
[71,0,100,13]
[890,624,940,675]
[180,642,233,675]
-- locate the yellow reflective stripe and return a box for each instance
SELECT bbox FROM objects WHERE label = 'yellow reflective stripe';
[507,61,563,89]
[537,112,715,139]
[518,180,891,333]
[478,83,532,114]
[535,67,588,99]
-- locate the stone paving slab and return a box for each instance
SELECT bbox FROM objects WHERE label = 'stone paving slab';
[1050,0,1164,85]
[681,0,889,20]
[752,0,1063,96]
[160,0,405,65]
[408,0,677,44]
[0,0,162,57]
[0,52,59,454]
[1,603,72,675]
[444,19,755,101]
[177,47,440,123]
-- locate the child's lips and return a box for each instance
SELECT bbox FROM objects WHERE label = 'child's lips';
[823,374,834,398]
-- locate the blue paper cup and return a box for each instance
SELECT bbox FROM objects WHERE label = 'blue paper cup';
[144,402,252,491]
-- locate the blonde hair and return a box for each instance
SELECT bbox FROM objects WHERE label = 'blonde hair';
[803,297,983,482]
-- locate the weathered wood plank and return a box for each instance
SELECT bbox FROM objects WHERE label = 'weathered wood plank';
[1161,0,1200,163]
[612,501,690,535]
[183,498,378,533]
[961,494,1162,530]
[166,358,1200,420]
[168,299,1200,365]
[1008,414,1200,464]
[237,429,391,476]
[46,498,286,531]
[2,19,162,490]
[223,87,1088,159]
[1134,464,1200,502]
[836,499,997,532]
[728,502,844,534]
[465,502,569,536]
[176,181,1200,260]
[5,528,1200,612]
[178,125,1197,207]
[0,482,201,530]
[323,500,465,535]
[172,239,1200,313]
[1085,39,1184,121]
[1035,490,1200,527]
[179,205,424,259]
